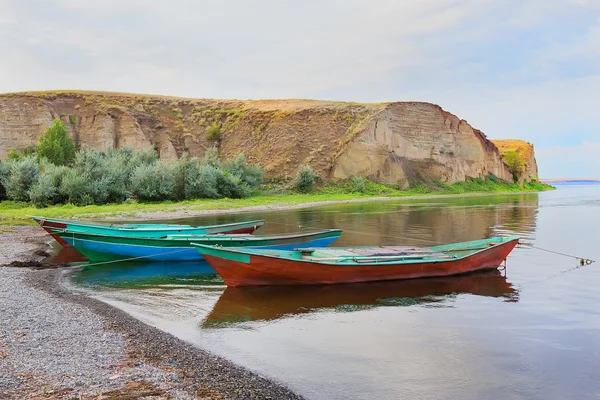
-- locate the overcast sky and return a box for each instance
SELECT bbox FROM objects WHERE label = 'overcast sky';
[1,0,598,178]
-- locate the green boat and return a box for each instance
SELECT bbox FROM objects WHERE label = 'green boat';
[53,228,343,262]
[33,216,265,247]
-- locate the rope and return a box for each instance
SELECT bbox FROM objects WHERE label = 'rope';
[72,249,192,268]
[520,244,595,265]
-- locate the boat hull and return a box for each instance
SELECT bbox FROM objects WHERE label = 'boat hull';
[33,217,264,248]
[59,231,342,263]
[200,239,519,287]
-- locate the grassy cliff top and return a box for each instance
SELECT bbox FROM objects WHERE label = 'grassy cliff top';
[0,90,391,112]
[491,139,534,155]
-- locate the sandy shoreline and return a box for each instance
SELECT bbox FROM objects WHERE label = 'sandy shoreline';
[0,226,302,399]
[90,191,542,222]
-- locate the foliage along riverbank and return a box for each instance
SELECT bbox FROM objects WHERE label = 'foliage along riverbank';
[0,179,553,225]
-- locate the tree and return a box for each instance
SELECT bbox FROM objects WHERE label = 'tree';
[503,149,525,182]
[37,119,76,166]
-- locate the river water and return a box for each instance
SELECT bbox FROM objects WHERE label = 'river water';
[68,185,600,400]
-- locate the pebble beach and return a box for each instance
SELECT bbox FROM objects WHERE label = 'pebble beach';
[0,226,302,399]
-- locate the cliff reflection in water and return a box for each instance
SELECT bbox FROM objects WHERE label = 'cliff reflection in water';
[169,194,539,247]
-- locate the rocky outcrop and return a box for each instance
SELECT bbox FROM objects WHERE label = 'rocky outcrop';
[0,91,529,186]
[332,103,513,187]
[490,140,539,184]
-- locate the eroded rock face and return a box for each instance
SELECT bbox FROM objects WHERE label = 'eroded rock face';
[0,98,54,158]
[333,103,513,187]
[0,92,533,186]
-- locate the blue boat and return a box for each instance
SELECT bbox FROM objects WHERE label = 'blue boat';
[54,229,343,263]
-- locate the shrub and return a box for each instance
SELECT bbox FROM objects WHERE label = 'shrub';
[206,123,223,141]
[131,162,176,201]
[37,119,76,166]
[351,176,366,193]
[173,154,192,201]
[129,148,159,167]
[243,164,263,188]
[214,170,252,198]
[29,173,57,207]
[222,153,263,188]
[28,163,70,207]
[58,169,108,206]
[185,163,220,199]
[23,146,36,157]
[5,157,40,201]
[201,147,221,168]
[101,155,130,202]
[294,165,316,193]
[73,148,105,180]
[0,160,11,200]
[7,148,21,161]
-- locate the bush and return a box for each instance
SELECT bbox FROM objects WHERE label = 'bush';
[7,148,21,161]
[206,123,223,141]
[37,119,76,166]
[201,147,221,168]
[129,148,159,167]
[29,173,57,208]
[101,155,130,202]
[222,153,263,189]
[131,162,176,201]
[5,157,40,201]
[0,160,11,200]
[294,165,316,193]
[185,163,220,199]
[351,176,366,193]
[173,154,192,201]
[215,171,252,199]
[243,164,263,188]
[28,163,70,207]
[58,169,108,206]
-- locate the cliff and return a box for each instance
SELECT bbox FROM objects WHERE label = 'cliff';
[490,140,539,184]
[0,91,520,187]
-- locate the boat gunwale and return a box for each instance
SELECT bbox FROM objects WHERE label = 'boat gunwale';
[32,216,266,232]
[53,228,344,245]
[193,237,521,267]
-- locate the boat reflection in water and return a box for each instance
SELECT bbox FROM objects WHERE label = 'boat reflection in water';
[48,244,89,264]
[71,260,222,288]
[202,270,519,328]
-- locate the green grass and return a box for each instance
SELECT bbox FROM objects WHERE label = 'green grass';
[0,179,554,225]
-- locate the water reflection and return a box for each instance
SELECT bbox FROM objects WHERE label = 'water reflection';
[202,270,519,328]
[159,194,539,246]
[72,260,222,288]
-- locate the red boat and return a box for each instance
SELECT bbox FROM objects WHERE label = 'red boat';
[193,236,520,287]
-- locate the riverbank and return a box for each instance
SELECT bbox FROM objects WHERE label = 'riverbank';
[0,180,553,225]
[0,227,301,399]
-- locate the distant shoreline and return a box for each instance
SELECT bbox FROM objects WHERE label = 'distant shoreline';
[542,178,600,182]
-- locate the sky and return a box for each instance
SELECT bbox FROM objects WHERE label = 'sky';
[0,0,598,178]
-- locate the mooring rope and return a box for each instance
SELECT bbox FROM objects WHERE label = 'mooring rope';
[520,244,595,266]
[72,248,192,268]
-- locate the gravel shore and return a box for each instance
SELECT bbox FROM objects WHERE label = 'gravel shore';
[0,226,302,399]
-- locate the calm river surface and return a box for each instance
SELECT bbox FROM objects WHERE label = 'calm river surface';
[68,185,600,400]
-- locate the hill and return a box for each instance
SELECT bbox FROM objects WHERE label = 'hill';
[0,90,528,187]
